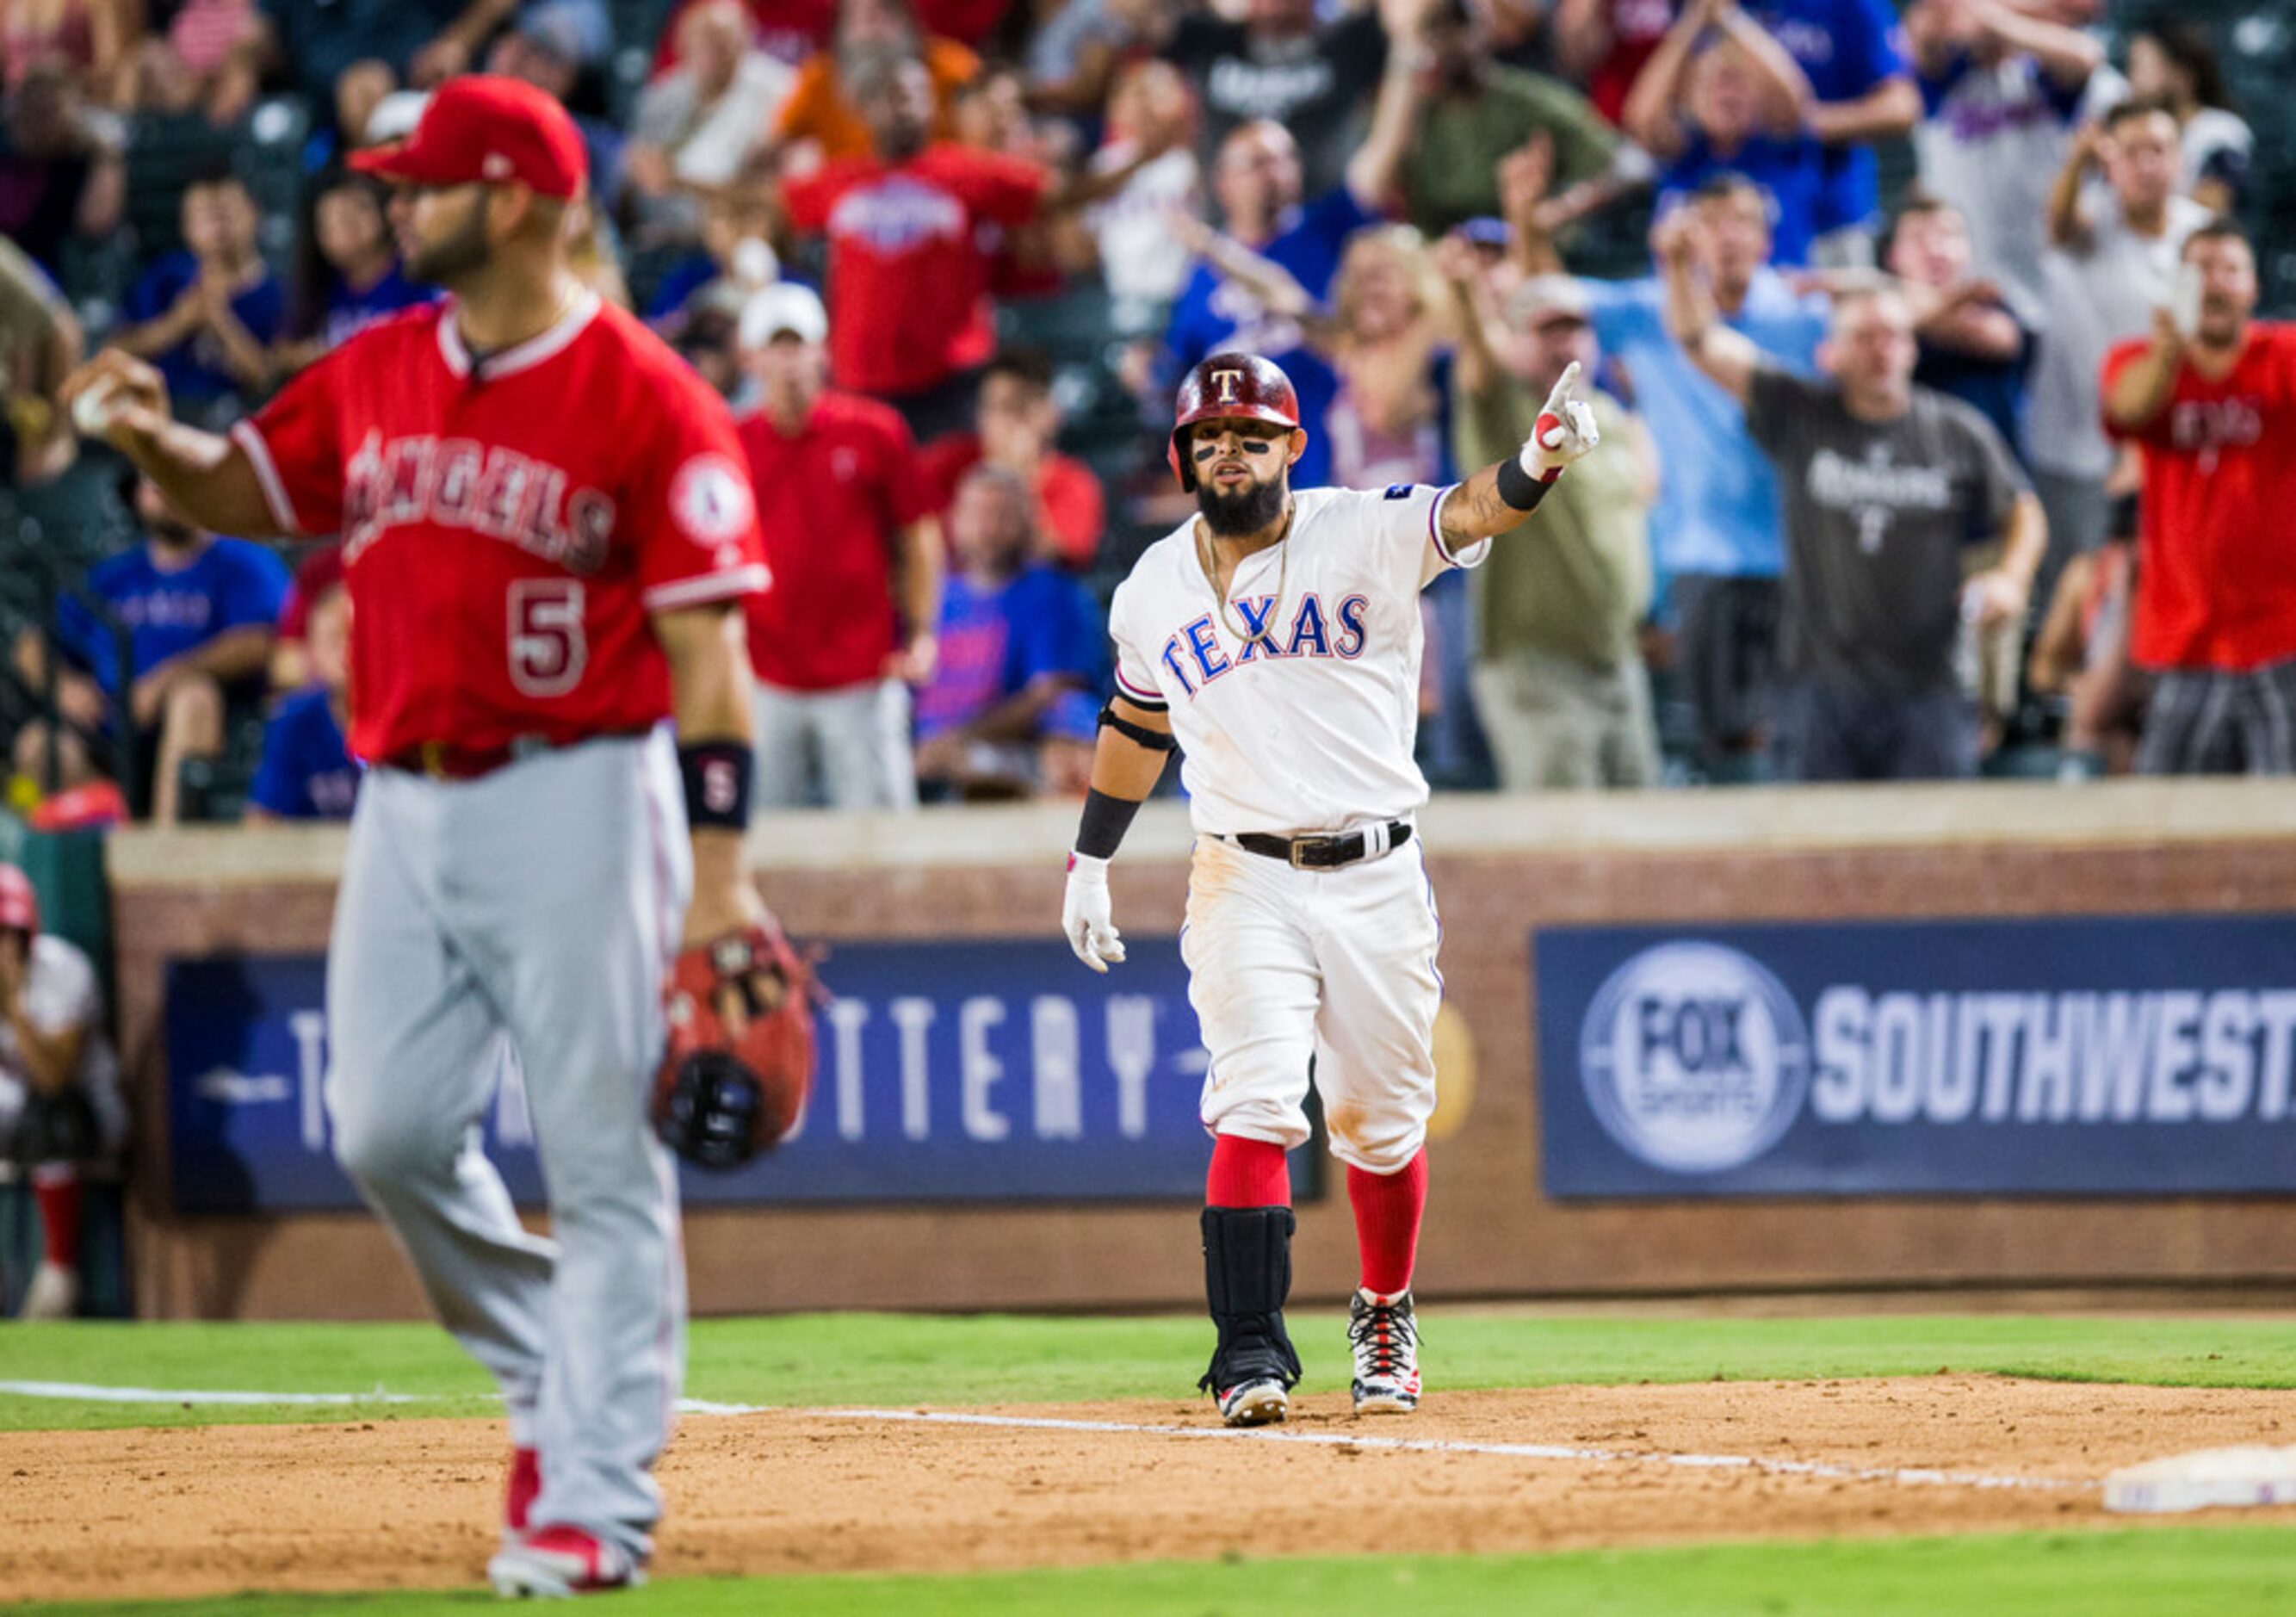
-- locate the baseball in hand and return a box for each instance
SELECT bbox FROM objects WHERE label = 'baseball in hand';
[71,377,120,437]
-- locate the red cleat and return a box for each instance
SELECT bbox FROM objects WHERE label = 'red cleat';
[487,1523,647,1597]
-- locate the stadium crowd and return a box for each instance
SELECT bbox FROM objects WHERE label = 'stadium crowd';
[1,0,2291,830]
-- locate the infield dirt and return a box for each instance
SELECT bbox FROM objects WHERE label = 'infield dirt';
[8,1376,2295,1602]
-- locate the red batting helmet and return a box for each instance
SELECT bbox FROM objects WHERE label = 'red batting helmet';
[0,864,36,936]
[1169,351,1302,492]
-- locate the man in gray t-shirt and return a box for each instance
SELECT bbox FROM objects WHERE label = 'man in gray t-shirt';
[1666,268,2047,780]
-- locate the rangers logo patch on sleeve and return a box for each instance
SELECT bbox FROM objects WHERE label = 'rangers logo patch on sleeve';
[1384,484,1413,499]
[670,454,757,545]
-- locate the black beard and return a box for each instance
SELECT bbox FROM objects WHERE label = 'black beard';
[405,196,492,287]
[1196,475,1286,537]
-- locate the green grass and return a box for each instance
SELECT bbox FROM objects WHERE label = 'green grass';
[14,1527,2296,1616]
[3,1310,2293,1432]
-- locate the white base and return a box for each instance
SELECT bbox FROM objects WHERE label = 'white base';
[2104,1446,2296,1514]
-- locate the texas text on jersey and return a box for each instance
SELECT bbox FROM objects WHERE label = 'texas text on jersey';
[1108,483,1490,837]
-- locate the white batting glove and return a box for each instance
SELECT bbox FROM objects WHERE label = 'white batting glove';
[1521,359,1601,482]
[1062,852,1125,974]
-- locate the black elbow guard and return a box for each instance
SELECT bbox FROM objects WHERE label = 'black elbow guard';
[1099,702,1176,752]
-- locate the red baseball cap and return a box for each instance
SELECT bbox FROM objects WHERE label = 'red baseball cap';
[351,76,588,201]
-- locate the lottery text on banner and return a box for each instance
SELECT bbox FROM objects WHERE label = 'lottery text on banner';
[164,942,1211,1212]
[1538,915,2296,1198]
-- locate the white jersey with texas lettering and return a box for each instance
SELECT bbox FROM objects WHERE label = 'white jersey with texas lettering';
[1109,482,1490,837]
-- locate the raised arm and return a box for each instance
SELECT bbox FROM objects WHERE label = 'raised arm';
[60,350,285,538]
[1436,360,1604,547]
[1970,0,2101,88]
[1622,0,1717,158]
[2103,307,2186,433]
[2045,121,2101,251]
[1656,213,1761,401]
[1711,3,1817,133]
[1345,0,1433,212]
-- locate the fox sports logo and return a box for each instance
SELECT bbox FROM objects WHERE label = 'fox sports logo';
[1578,942,1810,1174]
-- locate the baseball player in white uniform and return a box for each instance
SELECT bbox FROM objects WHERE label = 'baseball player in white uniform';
[1062,350,1600,1425]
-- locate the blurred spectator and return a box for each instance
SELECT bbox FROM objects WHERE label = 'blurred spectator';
[1397,0,1631,241]
[267,537,341,691]
[1080,59,1202,307]
[1157,29,1420,490]
[485,9,622,209]
[1,0,136,105]
[1903,0,2114,305]
[245,569,357,820]
[132,0,262,123]
[1626,0,1825,267]
[238,0,518,142]
[919,350,1105,570]
[782,44,1178,438]
[624,0,792,248]
[114,167,282,424]
[652,0,831,74]
[1742,0,1919,262]
[0,234,83,486]
[1551,0,1679,126]
[1159,0,1389,198]
[1673,270,2043,781]
[10,476,286,824]
[2123,21,2250,220]
[2027,99,2205,574]
[0,60,124,274]
[1446,262,1661,789]
[1879,190,2033,460]
[278,172,436,367]
[1519,172,1828,778]
[2027,529,2141,778]
[734,282,941,810]
[2103,223,2296,778]
[644,189,783,345]
[1026,0,1162,120]
[0,864,127,1322]
[772,0,976,166]
[913,463,1101,801]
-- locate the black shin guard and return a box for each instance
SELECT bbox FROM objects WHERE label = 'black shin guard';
[1198,1205,1303,1392]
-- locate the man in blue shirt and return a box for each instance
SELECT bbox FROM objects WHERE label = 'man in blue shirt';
[1526,172,1829,778]
[1744,0,1918,261]
[10,477,288,825]
[247,570,360,822]
[115,171,285,427]
[1156,34,1418,490]
[913,466,1105,801]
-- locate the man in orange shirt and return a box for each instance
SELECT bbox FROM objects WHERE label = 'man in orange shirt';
[774,0,978,164]
[2103,219,2296,776]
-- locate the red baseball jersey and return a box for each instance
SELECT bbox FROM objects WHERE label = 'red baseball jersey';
[232,292,770,761]
[2104,321,2296,672]
[781,143,1045,397]
[739,390,929,691]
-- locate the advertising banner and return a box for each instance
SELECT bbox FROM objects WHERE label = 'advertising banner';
[1538,916,2296,1197]
[165,940,1213,1212]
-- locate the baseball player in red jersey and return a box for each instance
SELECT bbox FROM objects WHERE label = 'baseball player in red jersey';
[65,78,770,1595]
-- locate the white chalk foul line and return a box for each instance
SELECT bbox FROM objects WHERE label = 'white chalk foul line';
[809,1407,2098,1495]
[0,1380,747,1416]
[0,1382,2097,1495]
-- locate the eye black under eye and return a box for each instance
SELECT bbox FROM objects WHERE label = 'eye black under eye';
[1193,439,1276,459]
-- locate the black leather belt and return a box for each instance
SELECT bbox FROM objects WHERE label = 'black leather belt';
[1232,821,1413,870]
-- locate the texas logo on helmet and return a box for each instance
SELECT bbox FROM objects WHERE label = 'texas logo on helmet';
[1169,351,1302,492]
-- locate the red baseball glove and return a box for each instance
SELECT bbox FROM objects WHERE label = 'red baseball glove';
[652,918,817,1169]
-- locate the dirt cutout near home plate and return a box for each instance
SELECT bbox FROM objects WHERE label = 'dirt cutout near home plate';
[7,1377,2296,1602]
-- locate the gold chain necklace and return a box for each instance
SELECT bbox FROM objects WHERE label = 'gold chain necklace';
[1196,501,1294,652]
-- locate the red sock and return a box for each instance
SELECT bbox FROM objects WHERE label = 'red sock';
[1347,1148,1427,1298]
[30,1167,84,1271]
[1205,1134,1290,1208]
